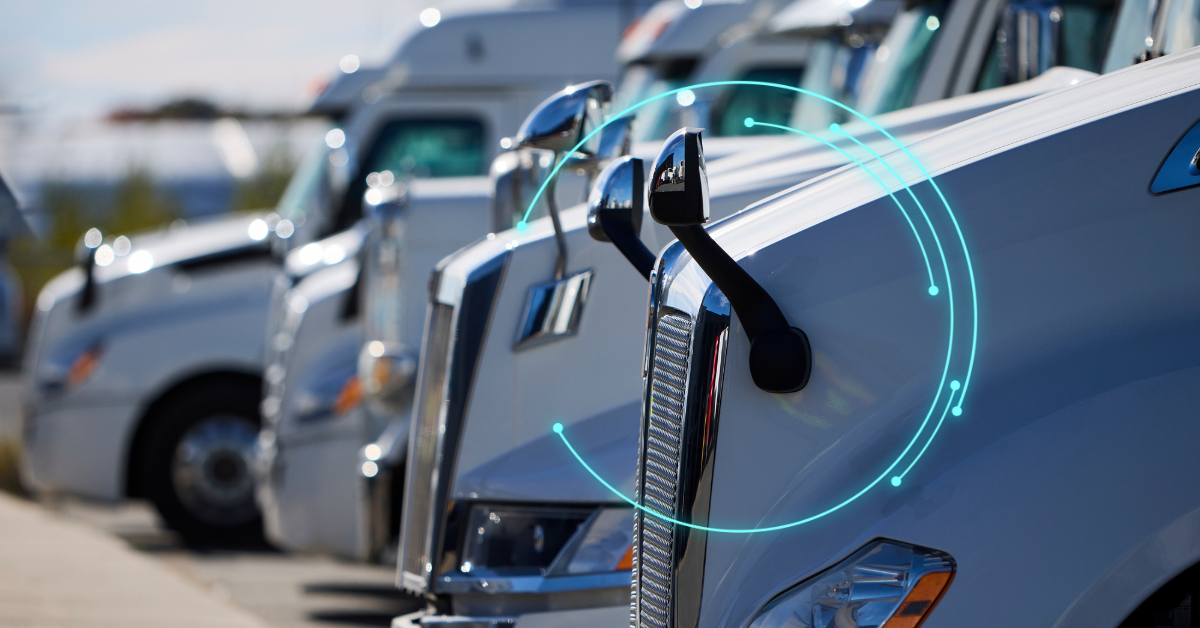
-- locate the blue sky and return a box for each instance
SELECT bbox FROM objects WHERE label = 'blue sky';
[0,0,443,120]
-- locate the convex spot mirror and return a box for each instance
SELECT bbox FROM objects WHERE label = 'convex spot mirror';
[649,127,709,226]
[515,81,614,155]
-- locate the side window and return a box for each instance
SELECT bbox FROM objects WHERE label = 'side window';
[364,118,487,179]
[975,0,1118,92]
[712,67,806,137]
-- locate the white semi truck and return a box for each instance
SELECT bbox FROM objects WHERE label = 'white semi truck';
[254,0,652,560]
[19,0,630,543]
[627,41,1200,628]
[261,0,874,561]
[392,0,1174,623]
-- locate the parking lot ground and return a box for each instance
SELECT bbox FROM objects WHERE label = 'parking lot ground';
[49,491,423,628]
[0,372,422,628]
[0,491,267,628]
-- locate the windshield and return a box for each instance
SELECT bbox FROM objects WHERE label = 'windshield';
[613,64,691,142]
[975,0,1119,90]
[855,0,949,115]
[328,117,487,237]
[275,133,333,248]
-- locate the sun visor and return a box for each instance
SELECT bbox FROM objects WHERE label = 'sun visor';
[769,0,899,34]
[308,67,387,118]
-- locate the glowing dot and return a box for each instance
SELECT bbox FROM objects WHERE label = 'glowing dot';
[361,461,379,477]
[928,285,939,296]
[926,15,940,30]
[127,250,154,274]
[368,341,385,357]
[339,54,360,74]
[499,137,513,150]
[420,7,441,27]
[744,117,755,128]
[248,219,269,241]
[952,407,963,416]
[891,477,901,487]
[829,123,841,133]
[94,244,114,267]
[84,228,102,248]
[517,221,527,231]
[950,380,961,390]
[553,423,563,433]
[676,89,696,107]
[684,0,702,7]
[364,444,382,461]
[325,128,345,149]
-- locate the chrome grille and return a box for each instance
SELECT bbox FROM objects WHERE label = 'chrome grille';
[398,300,455,592]
[633,311,693,628]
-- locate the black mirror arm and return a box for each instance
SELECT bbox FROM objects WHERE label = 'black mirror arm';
[604,222,655,280]
[668,224,811,393]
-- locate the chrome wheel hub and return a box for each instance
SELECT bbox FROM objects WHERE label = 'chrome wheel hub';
[172,415,259,526]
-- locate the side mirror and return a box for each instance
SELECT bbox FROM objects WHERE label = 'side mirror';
[358,340,418,415]
[649,128,811,393]
[587,156,655,279]
[515,81,614,155]
[362,182,407,233]
[648,128,709,226]
[489,148,552,232]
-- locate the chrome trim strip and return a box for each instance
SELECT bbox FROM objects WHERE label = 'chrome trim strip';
[400,251,509,594]
[632,243,729,628]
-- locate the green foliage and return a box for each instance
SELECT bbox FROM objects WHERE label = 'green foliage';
[0,438,27,497]
[233,142,296,212]
[105,167,181,237]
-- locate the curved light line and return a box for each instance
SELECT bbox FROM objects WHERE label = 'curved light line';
[530,81,979,528]
[747,120,937,292]
[898,386,959,480]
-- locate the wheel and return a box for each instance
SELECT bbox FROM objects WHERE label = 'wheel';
[140,382,263,545]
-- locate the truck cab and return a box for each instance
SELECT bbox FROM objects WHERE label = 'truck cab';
[256,0,653,560]
[628,40,1200,628]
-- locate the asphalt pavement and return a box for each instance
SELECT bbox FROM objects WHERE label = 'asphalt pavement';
[0,373,423,628]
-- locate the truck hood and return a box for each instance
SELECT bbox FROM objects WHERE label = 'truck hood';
[446,66,1102,503]
[92,212,268,284]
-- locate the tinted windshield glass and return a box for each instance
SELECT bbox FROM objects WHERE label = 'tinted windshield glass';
[1159,0,1200,54]
[713,67,806,136]
[856,0,949,115]
[614,64,690,142]
[364,119,486,179]
[275,136,332,246]
[975,0,1118,90]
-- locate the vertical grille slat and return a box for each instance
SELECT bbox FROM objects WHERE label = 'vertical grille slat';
[633,311,693,628]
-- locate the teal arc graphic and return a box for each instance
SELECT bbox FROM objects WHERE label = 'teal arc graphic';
[530,81,979,534]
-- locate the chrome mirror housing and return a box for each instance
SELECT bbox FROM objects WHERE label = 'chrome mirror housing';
[649,127,709,226]
[489,148,553,232]
[515,81,614,155]
[587,156,655,279]
[362,182,408,234]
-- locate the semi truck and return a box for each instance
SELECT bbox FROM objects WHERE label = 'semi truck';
[19,0,631,543]
[392,0,1176,623]
[254,0,651,559]
[628,40,1200,628]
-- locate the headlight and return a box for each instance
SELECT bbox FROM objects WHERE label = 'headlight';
[748,540,955,628]
[292,360,361,424]
[457,504,625,577]
[38,342,103,396]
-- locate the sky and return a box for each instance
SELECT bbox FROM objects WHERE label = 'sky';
[0,0,447,121]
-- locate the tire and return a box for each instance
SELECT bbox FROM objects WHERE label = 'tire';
[140,381,263,545]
